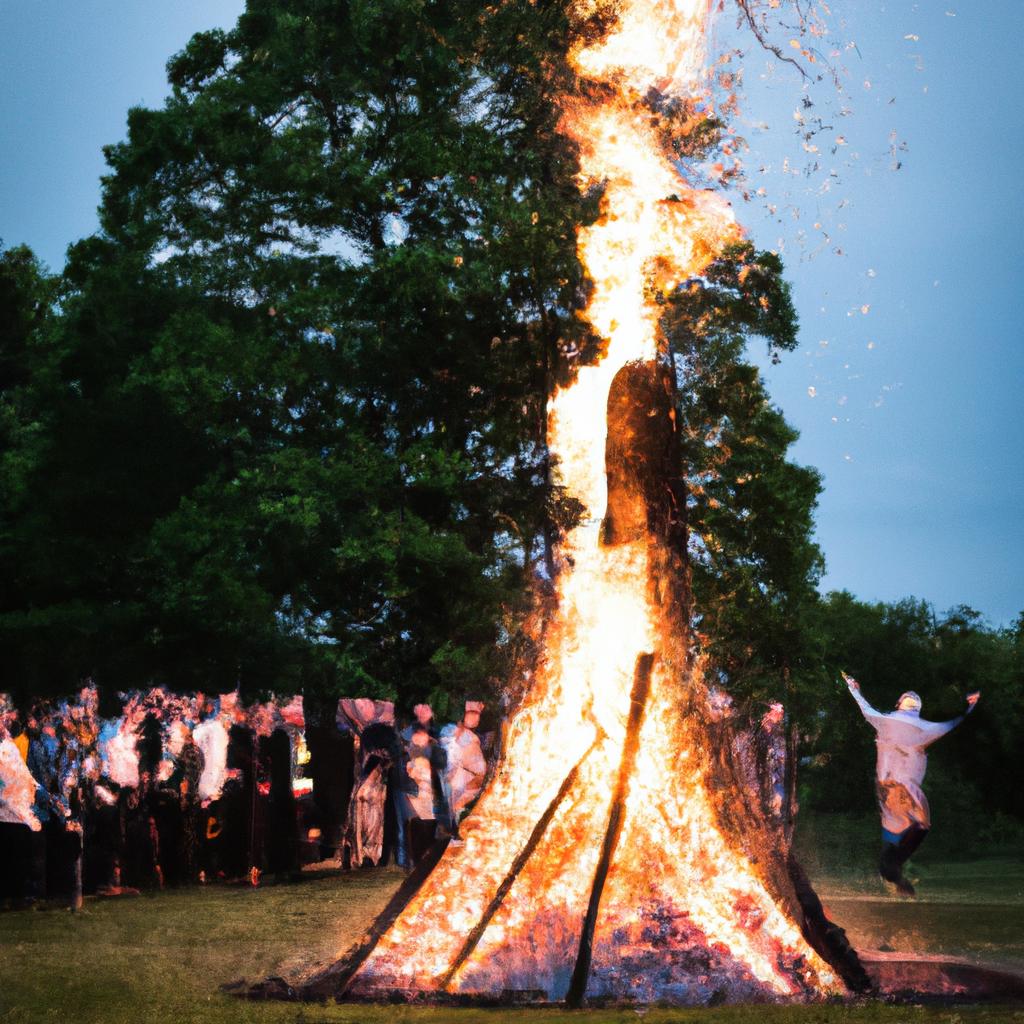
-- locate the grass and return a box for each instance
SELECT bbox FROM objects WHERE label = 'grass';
[2,843,1024,1024]
[794,814,1024,976]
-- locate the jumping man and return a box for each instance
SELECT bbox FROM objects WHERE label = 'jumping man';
[843,672,979,896]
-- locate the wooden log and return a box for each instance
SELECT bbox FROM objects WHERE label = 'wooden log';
[297,833,452,1001]
[565,653,654,1008]
[786,852,874,994]
[436,732,603,991]
[602,360,678,548]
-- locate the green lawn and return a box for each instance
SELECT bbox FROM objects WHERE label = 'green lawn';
[815,859,1024,977]
[793,814,1024,973]
[2,856,1024,1024]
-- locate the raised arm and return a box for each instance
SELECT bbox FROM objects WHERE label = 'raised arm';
[920,691,980,746]
[842,673,886,728]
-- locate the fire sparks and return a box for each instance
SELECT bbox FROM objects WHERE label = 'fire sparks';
[344,0,844,1004]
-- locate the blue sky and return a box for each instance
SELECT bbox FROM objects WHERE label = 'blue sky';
[1,1,1021,626]
[722,2,1024,628]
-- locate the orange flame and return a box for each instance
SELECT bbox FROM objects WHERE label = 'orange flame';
[347,0,841,1003]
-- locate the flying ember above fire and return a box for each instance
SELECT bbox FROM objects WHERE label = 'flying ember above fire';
[314,0,868,1006]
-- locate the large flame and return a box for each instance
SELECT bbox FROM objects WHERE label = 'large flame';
[347,0,841,1003]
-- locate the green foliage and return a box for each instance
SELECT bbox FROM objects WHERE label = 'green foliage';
[0,1,591,706]
[661,242,825,722]
[0,243,57,514]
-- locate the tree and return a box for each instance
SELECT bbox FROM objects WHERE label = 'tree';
[0,0,592,709]
[659,242,827,822]
[0,241,68,696]
[662,245,817,688]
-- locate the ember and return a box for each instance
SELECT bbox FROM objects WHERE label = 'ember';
[315,0,870,1006]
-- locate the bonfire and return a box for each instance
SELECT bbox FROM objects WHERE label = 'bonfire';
[299,0,870,1006]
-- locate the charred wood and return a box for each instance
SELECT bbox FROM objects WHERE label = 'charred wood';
[297,835,451,1001]
[565,652,654,1007]
[437,733,602,991]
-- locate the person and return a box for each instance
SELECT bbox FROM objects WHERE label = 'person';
[25,704,62,899]
[304,695,351,862]
[440,701,488,831]
[98,696,147,891]
[222,695,257,881]
[262,716,300,880]
[123,705,163,889]
[0,710,68,907]
[339,699,406,868]
[192,699,230,881]
[61,688,99,908]
[154,717,193,886]
[401,703,440,742]
[401,707,448,865]
[171,717,204,884]
[844,672,979,895]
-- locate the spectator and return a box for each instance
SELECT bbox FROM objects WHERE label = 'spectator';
[1,709,68,907]
[193,699,230,881]
[440,701,488,829]
[402,717,448,864]
[222,694,257,881]
[340,700,407,868]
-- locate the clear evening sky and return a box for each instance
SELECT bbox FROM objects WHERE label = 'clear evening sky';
[2,1,1021,626]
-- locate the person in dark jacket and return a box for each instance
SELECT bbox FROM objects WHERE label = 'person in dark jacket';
[261,724,299,879]
[222,698,257,881]
[304,696,351,862]
[123,709,163,889]
[402,720,448,864]
[339,700,413,868]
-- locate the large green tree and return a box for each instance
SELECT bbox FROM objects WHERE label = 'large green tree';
[0,0,594,710]
[658,242,830,825]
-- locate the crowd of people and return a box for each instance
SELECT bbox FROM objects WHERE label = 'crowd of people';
[5,671,972,910]
[0,687,492,909]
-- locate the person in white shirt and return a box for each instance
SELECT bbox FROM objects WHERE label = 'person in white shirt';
[440,701,487,829]
[844,672,979,895]
[1,716,67,906]
[192,701,231,880]
[193,706,230,805]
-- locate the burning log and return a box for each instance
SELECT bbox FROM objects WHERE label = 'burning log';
[566,652,652,1007]
[437,731,602,992]
[274,834,452,1002]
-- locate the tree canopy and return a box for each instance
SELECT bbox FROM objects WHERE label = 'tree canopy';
[0,0,594,712]
[0,1,860,723]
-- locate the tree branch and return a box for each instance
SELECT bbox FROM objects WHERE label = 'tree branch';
[735,0,808,80]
